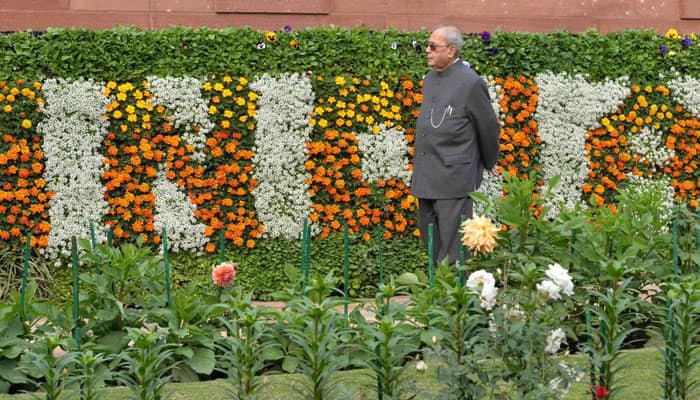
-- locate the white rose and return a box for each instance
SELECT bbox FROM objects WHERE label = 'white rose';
[466,269,496,290]
[537,279,562,300]
[480,281,498,310]
[545,263,574,296]
[545,328,566,354]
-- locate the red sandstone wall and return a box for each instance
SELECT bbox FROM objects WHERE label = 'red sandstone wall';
[0,0,698,33]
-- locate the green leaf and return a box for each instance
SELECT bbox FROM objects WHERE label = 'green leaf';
[186,347,215,375]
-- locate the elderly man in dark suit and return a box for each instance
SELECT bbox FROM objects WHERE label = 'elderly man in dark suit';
[411,25,501,266]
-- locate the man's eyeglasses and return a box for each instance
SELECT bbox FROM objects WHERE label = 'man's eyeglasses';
[427,43,451,51]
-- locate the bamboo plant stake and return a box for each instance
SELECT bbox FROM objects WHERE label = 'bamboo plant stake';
[19,231,31,322]
[162,228,172,308]
[71,236,81,352]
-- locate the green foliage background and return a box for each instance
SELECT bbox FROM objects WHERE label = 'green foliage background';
[1,26,699,82]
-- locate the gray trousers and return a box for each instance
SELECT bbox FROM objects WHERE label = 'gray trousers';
[418,197,473,266]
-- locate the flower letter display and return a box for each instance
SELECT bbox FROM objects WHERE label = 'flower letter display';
[38,78,110,258]
[250,73,315,239]
[145,76,213,253]
[534,73,629,216]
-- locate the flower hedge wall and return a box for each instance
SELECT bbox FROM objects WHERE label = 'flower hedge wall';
[1,26,699,261]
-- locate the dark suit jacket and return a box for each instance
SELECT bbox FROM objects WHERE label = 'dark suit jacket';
[411,60,500,199]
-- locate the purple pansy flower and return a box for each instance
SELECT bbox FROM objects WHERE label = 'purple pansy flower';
[480,31,491,45]
[681,36,693,47]
[284,25,292,32]
[660,45,668,55]
[487,47,500,56]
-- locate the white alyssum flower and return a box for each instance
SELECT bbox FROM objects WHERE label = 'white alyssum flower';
[628,126,674,168]
[356,125,411,185]
[545,328,566,354]
[544,263,574,296]
[147,76,214,162]
[534,72,629,217]
[667,74,700,117]
[38,78,110,260]
[536,279,562,300]
[250,73,315,239]
[152,169,207,254]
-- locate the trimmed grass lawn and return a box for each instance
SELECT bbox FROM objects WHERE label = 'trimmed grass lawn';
[1,345,696,399]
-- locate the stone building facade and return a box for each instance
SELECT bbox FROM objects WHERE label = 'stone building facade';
[0,0,699,33]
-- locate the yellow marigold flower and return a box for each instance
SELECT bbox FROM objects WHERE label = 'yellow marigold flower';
[221,120,230,129]
[107,81,117,89]
[6,94,15,102]
[665,28,679,39]
[213,83,224,91]
[223,110,234,118]
[460,215,499,255]
[3,105,12,113]
[127,114,137,122]
[117,92,127,101]
[372,125,381,134]
[366,116,375,124]
[203,82,212,91]
[222,89,232,98]
[21,119,32,129]
[208,105,218,115]
[247,92,258,101]
[236,97,246,106]
[318,119,328,128]
[125,105,135,114]
[239,77,248,85]
[112,110,123,119]
[247,123,255,130]
[335,76,346,86]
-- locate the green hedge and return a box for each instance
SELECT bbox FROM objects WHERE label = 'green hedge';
[1,26,698,82]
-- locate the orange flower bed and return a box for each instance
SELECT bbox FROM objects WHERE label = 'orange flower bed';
[0,80,51,249]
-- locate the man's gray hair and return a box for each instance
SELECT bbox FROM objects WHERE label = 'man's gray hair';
[436,25,464,54]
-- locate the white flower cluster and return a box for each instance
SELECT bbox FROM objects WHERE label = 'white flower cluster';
[667,74,700,117]
[250,73,315,239]
[146,76,214,162]
[466,269,498,310]
[628,126,674,168]
[357,125,411,185]
[152,169,207,254]
[536,262,574,301]
[534,72,630,217]
[38,78,110,260]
